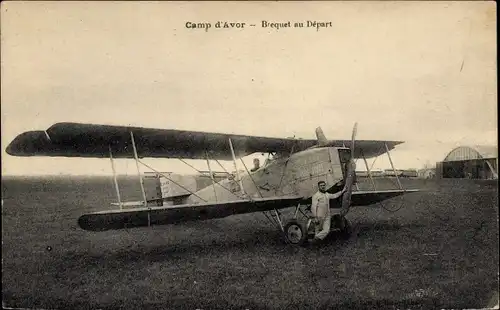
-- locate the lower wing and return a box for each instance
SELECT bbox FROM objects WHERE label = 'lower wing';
[348,189,419,207]
[78,196,302,231]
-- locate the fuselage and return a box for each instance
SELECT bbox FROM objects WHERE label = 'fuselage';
[186,147,351,204]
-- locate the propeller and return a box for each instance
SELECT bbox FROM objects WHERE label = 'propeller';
[351,122,358,158]
[341,122,358,216]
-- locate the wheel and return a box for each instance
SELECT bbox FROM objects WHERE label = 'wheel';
[331,214,352,239]
[283,220,308,245]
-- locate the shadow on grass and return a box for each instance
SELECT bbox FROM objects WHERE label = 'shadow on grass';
[49,232,289,266]
[44,224,382,273]
[44,219,428,272]
[352,220,426,237]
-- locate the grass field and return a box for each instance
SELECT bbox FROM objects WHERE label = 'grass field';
[2,176,498,309]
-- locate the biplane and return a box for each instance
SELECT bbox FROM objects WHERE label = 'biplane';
[6,122,419,245]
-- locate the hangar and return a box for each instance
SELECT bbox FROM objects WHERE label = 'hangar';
[436,145,498,179]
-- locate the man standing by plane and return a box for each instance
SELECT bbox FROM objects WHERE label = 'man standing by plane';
[311,181,346,241]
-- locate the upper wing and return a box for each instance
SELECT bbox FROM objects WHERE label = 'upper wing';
[6,122,403,160]
[78,195,303,231]
[6,123,316,160]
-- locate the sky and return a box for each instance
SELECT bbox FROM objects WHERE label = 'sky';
[1,1,497,176]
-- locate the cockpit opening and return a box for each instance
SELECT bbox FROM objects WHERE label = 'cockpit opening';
[263,152,285,167]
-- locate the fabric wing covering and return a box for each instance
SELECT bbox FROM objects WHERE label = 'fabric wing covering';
[6,122,403,160]
[78,196,303,231]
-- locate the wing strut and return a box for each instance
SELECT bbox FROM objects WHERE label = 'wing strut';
[205,151,218,202]
[384,142,403,190]
[108,146,123,209]
[176,155,247,201]
[361,149,377,191]
[228,138,245,197]
[239,158,264,198]
[139,160,208,203]
[237,155,286,232]
[486,160,498,179]
[130,131,148,206]
[202,153,248,200]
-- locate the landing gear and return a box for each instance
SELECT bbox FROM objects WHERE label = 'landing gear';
[279,205,352,245]
[331,214,352,239]
[283,220,308,245]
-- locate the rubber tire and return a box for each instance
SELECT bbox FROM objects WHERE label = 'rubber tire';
[283,220,308,246]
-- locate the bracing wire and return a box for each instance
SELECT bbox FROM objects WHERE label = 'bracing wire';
[138,160,208,203]
[239,158,264,199]
[360,145,406,213]
[214,159,230,175]
[203,154,248,201]
[178,158,203,174]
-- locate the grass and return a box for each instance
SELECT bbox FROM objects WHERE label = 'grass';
[2,176,498,309]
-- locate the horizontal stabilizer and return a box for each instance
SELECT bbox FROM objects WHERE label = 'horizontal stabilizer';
[148,193,190,202]
[111,201,145,208]
[111,195,192,208]
[147,193,191,206]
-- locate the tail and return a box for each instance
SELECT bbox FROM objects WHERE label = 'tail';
[315,127,328,146]
[144,172,196,205]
